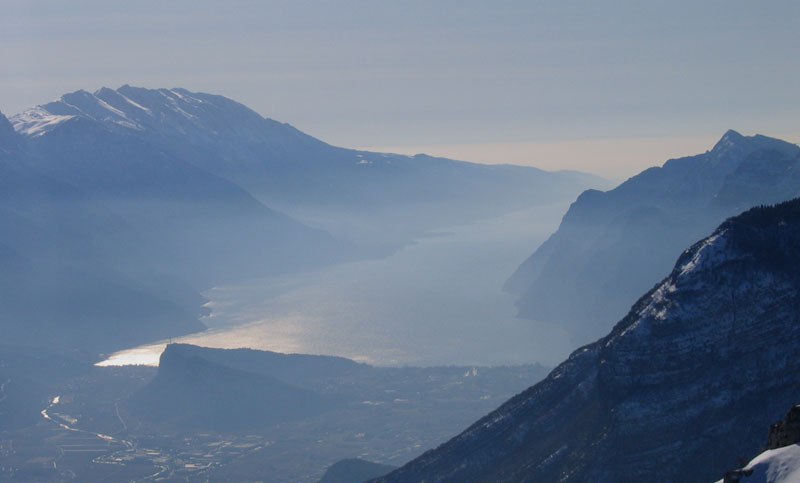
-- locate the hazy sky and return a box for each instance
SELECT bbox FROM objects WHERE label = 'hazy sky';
[2,0,798,179]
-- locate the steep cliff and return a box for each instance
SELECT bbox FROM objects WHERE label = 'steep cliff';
[506,131,800,344]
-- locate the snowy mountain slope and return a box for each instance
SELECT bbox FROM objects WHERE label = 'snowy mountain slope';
[505,130,800,344]
[721,445,800,483]
[376,198,800,483]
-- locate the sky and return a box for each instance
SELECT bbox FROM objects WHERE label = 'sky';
[2,0,798,180]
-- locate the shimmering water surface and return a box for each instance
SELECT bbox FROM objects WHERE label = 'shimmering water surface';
[99,204,575,368]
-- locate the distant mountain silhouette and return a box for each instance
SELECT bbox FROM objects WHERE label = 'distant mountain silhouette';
[376,198,800,482]
[11,86,606,249]
[506,130,800,344]
[3,86,605,354]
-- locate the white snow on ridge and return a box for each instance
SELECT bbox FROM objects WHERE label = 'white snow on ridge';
[714,444,800,483]
[10,108,74,137]
[94,97,130,120]
[12,88,152,136]
[679,230,727,277]
[12,87,221,138]
[172,104,198,121]
[158,90,199,120]
[116,92,152,113]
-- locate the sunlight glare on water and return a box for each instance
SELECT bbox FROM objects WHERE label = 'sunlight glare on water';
[96,345,165,366]
[97,204,576,368]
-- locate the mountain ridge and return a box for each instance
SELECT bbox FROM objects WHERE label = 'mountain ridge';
[0,86,605,353]
[9,86,607,248]
[377,197,800,482]
[505,130,800,344]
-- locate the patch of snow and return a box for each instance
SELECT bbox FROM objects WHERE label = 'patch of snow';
[60,99,89,117]
[540,445,568,468]
[10,108,74,137]
[679,230,727,277]
[616,316,650,341]
[94,97,130,120]
[715,444,800,483]
[614,230,732,344]
[118,93,152,113]
[112,119,143,130]
[746,444,800,483]
[463,367,478,377]
[159,91,198,121]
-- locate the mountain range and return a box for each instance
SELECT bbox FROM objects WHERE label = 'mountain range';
[376,198,800,482]
[505,130,800,344]
[1,86,602,354]
[11,86,605,249]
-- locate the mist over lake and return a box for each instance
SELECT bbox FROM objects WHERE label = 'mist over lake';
[101,203,574,368]
[4,3,799,480]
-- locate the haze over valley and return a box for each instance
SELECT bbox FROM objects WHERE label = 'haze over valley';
[3,2,800,482]
[0,86,601,481]
[4,87,800,481]
[100,202,576,368]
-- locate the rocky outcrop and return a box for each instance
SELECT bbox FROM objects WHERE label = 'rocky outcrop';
[126,344,335,430]
[767,406,800,451]
[718,405,800,483]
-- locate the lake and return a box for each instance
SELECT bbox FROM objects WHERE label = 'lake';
[98,203,575,368]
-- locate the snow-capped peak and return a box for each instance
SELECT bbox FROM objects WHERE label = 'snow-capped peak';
[10,107,75,137]
[9,86,270,140]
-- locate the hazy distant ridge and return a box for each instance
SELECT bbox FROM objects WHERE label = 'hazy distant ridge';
[506,130,800,343]
[1,86,605,353]
[11,86,607,248]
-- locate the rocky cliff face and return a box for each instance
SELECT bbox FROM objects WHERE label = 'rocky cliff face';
[377,198,800,483]
[506,131,800,344]
[767,406,800,451]
[127,344,334,430]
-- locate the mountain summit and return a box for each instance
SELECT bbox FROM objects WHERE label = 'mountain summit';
[377,197,800,482]
[505,130,800,343]
[12,86,323,154]
[11,86,606,248]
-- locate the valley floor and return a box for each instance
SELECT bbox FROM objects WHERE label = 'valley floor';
[0,361,548,482]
